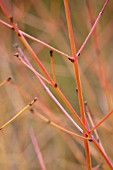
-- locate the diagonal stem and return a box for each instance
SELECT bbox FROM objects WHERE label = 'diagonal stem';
[90,109,113,132]
[77,0,110,57]
[31,109,90,140]
[0,19,72,60]
[0,97,37,130]
[29,128,47,170]
[0,1,54,86]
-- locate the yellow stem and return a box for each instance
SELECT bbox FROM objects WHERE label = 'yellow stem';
[0,97,37,130]
[31,109,89,140]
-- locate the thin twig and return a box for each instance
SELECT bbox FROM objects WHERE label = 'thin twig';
[77,0,110,56]
[31,108,90,140]
[0,19,73,60]
[0,97,37,130]
[50,51,57,84]
[29,128,46,170]
[15,47,90,135]
[0,1,54,86]
[0,77,12,87]
[85,101,106,153]
[90,109,113,132]
[92,138,113,169]
[14,51,51,85]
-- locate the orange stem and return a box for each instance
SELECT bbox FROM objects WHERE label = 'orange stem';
[64,0,91,169]
[0,1,54,86]
[90,109,113,132]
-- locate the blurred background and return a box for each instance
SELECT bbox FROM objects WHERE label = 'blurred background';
[0,0,113,169]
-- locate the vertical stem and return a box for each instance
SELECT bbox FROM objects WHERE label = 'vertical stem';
[50,51,57,84]
[73,61,86,122]
[64,0,92,169]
